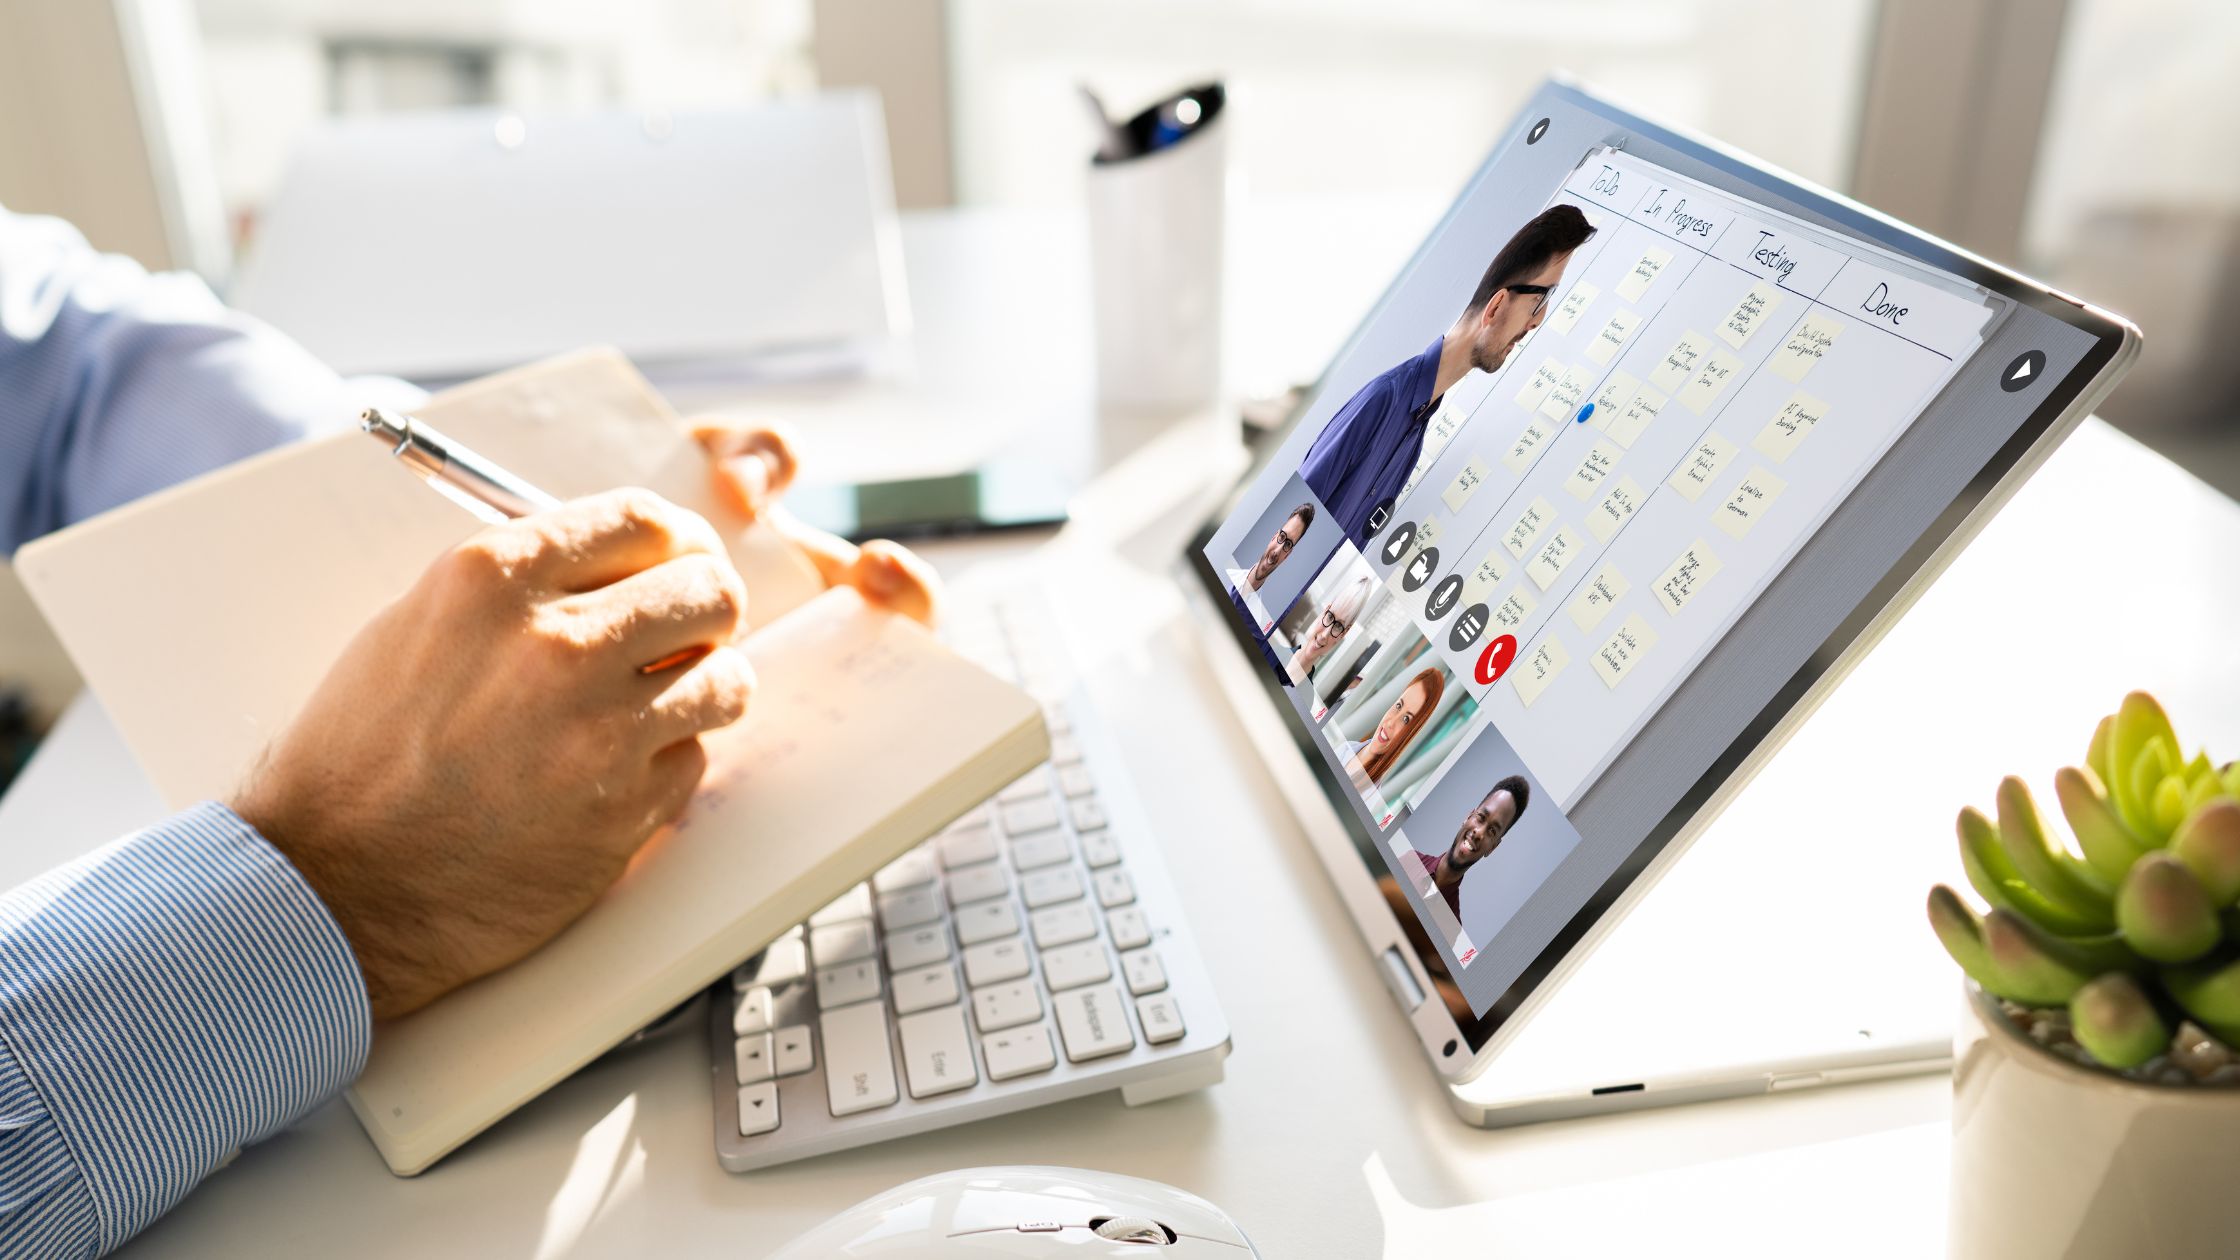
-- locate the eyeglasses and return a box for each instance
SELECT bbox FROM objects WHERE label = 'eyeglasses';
[1505,283,1555,317]
[1317,609,1348,637]
[1269,529,1300,559]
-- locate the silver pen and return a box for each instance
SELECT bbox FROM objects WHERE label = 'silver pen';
[360,407,560,522]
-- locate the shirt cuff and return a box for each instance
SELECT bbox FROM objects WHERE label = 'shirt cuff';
[0,802,371,1252]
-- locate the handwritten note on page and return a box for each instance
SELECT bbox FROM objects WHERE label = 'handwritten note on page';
[1511,636,1571,706]
[1567,564,1630,633]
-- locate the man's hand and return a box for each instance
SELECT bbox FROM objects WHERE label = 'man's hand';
[691,420,942,627]
[230,489,754,1021]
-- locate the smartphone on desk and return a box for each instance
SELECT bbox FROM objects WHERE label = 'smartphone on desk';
[784,460,1073,543]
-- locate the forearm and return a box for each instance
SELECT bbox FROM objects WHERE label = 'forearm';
[0,208,360,553]
[0,803,370,1257]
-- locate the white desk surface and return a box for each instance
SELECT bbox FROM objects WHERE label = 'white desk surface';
[5,207,2238,1258]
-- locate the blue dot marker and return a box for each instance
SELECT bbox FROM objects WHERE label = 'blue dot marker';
[1575,402,1595,425]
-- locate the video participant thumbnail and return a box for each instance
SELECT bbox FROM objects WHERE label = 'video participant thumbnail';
[1268,545,1376,689]
[1222,475,1340,636]
[1320,629,1479,829]
[1390,721,1579,969]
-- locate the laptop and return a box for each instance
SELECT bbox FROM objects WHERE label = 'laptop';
[706,77,2138,1162]
[1187,78,2136,1123]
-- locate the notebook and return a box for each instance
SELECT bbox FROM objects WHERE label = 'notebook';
[13,348,1048,1175]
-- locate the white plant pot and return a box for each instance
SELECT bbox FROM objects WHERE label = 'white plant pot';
[1951,984,2240,1258]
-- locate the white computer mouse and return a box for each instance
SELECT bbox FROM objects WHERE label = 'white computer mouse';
[766,1165,1260,1257]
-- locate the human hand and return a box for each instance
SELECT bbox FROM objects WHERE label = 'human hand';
[690,420,942,627]
[230,489,754,1020]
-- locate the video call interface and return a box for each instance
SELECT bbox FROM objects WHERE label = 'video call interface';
[1205,123,2030,1023]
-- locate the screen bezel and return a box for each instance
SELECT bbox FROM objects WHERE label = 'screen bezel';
[1184,77,2137,1057]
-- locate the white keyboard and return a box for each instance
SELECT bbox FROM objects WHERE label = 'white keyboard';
[708,594,1231,1171]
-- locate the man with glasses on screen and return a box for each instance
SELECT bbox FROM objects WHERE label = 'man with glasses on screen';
[1225,501,1316,640]
[1299,206,1596,543]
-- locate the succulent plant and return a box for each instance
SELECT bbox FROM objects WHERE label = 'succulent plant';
[1928,691,2240,1072]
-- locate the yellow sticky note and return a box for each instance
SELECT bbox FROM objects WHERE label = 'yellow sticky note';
[1590,371,1639,425]
[1563,438,1623,502]
[1567,564,1630,633]
[1501,496,1556,559]
[1751,391,1829,462]
[1491,586,1538,631]
[1605,388,1666,449]
[1653,541,1724,615]
[1526,525,1585,592]
[1615,247,1672,302]
[1713,466,1787,539]
[1442,454,1491,513]
[1716,281,1785,349]
[1647,330,1709,395]
[1771,313,1842,382]
[1502,417,1555,474]
[1591,614,1659,688]
[1586,475,1645,543]
[1511,636,1571,707]
[1463,549,1511,606]
[1585,308,1643,365]
[1540,363,1596,423]
[1545,282,1600,336]
[1669,433,1738,502]
[1676,350,1743,414]
[1515,356,1564,411]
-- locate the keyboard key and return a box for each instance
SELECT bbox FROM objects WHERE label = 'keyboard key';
[734,1033,774,1084]
[877,884,945,931]
[1050,734,1084,765]
[1121,947,1168,996]
[1021,866,1085,909]
[892,962,962,1015]
[961,937,1032,987]
[735,934,808,989]
[816,960,882,1010]
[822,1001,899,1117]
[1057,764,1096,798]
[1000,797,1061,837]
[937,823,1000,869]
[954,900,1021,946]
[1041,706,1073,735]
[874,848,938,894]
[809,919,875,966]
[733,987,774,1036]
[898,1006,980,1098]
[946,863,1010,906]
[737,1082,779,1136]
[1040,941,1112,991]
[1054,983,1135,1062]
[1009,831,1072,871]
[1106,905,1152,950]
[1093,868,1135,908]
[1136,993,1186,1044]
[1069,796,1110,833]
[1079,829,1123,869]
[774,1024,815,1077]
[1031,901,1098,948]
[972,981,1044,1033]
[885,925,950,973]
[997,772,1049,805]
[810,883,872,928]
[982,1023,1058,1082]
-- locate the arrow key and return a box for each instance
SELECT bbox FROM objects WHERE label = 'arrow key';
[737,1081,780,1136]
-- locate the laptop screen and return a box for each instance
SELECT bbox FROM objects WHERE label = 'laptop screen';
[1191,80,2127,1048]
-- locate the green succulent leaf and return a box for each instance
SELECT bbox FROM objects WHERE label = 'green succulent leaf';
[2070,973,2168,1069]
[2055,766,2151,886]
[1980,909,2094,1005]
[1995,779,2116,922]
[2171,799,2240,907]
[2165,955,2240,1028]
[2128,738,2179,844]
[2109,692,2179,838]
[2114,852,2221,963]
[2223,760,2240,801]
[1997,916,2137,976]
[2086,716,2116,788]
[1928,886,2003,994]
[1957,807,2107,936]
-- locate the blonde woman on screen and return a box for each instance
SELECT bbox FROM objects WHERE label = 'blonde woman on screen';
[1284,576,1373,685]
[1341,667,1445,788]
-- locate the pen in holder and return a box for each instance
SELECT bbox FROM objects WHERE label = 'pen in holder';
[1085,81,1228,413]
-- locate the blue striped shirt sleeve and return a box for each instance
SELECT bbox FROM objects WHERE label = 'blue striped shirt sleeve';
[0,802,371,1258]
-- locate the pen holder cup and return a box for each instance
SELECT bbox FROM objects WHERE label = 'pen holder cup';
[1087,83,1228,414]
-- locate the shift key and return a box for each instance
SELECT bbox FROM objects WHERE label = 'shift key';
[821,1001,899,1116]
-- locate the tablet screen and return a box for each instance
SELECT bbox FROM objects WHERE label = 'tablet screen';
[1193,82,2126,1046]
